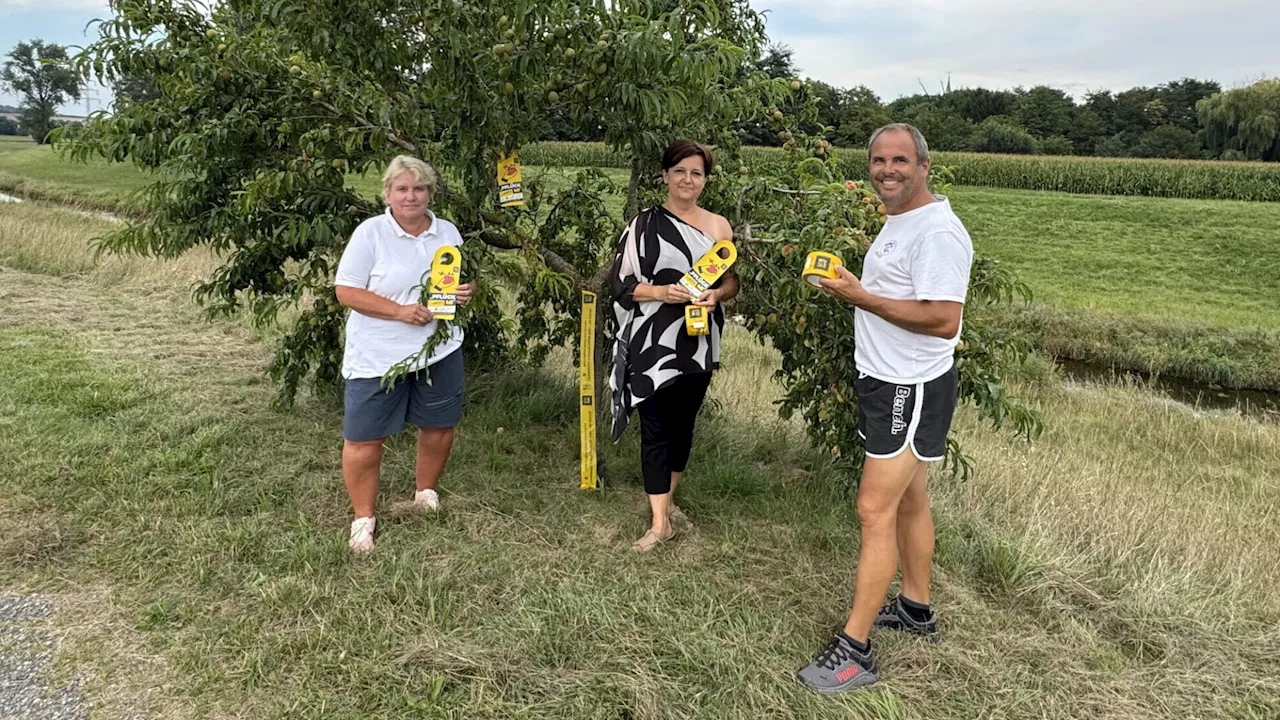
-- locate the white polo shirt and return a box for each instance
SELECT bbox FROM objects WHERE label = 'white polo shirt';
[854,196,973,385]
[335,209,464,380]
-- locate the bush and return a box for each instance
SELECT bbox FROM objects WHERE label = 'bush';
[968,118,1039,155]
[1039,135,1074,156]
[1133,125,1200,159]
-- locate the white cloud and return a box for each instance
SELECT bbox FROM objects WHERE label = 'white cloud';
[752,0,1280,100]
[1,0,108,10]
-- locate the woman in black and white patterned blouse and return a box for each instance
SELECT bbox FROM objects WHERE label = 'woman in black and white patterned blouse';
[609,139,740,552]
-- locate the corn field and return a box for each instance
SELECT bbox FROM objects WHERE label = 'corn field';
[523,142,1280,202]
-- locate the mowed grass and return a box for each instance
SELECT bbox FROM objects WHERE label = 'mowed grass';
[3,202,1280,719]
[951,186,1280,331]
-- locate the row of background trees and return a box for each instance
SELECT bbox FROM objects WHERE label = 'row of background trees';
[549,44,1280,162]
[2,38,1278,161]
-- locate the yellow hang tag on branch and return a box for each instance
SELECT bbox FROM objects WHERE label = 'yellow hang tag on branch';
[802,251,843,286]
[677,240,737,298]
[427,245,461,320]
[497,150,524,207]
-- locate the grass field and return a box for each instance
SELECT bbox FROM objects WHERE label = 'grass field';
[2,200,1278,719]
[3,140,1280,388]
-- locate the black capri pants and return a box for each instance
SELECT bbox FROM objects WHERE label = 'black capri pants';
[636,372,712,495]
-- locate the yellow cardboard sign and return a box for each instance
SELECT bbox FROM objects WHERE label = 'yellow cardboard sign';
[427,245,461,320]
[678,240,737,298]
[497,150,524,207]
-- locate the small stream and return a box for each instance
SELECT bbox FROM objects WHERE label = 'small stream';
[1057,359,1280,423]
[0,192,22,203]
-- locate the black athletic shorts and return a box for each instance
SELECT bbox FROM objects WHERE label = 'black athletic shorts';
[855,365,958,461]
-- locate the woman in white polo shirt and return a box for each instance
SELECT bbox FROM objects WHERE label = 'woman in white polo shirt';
[333,155,475,553]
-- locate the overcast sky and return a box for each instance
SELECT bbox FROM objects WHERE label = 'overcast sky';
[3,0,1277,114]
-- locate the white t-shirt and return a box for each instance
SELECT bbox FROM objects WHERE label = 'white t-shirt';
[335,209,464,380]
[854,196,973,385]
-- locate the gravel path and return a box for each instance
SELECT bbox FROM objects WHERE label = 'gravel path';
[0,596,88,720]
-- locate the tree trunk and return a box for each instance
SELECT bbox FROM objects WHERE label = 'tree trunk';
[624,155,642,221]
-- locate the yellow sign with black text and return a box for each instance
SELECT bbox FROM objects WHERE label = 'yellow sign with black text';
[497,151,524,207]
[427,246,461,320]
[678,240,737,298]
[578,291,598,490]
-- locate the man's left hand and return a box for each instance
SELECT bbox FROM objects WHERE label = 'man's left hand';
[456,282,476,305]
[818,266,867,306]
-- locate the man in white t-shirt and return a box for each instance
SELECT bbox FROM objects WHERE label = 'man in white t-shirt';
[797,124,974,694]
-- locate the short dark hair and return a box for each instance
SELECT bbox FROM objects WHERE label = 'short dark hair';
[661,139,714,176]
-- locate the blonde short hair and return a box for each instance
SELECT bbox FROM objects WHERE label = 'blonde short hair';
[382,155,439,196]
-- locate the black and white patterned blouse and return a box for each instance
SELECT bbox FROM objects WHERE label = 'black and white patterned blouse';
[609,206,725,441]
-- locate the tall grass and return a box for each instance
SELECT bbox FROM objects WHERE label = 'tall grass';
[524,142,1280,202]
[0,201,214,286]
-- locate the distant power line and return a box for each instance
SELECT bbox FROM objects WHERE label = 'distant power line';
[81,84,101,116]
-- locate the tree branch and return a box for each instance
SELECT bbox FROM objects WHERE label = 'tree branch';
[767,185,822,196]
[541,247,582,281]
[313,98,418,154]
[476,228,522,250]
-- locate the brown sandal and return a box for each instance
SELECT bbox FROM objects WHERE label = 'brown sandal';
[632,526,675,552]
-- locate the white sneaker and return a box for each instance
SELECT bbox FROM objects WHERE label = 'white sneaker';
[348,516,376,553]
[413,488,440,510]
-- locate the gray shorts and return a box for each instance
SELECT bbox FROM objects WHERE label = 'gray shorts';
[342,349,464,442]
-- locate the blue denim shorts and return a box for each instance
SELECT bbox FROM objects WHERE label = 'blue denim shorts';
[342,349,463,441]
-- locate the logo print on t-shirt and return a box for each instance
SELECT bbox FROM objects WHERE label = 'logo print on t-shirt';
[875,240,897,258]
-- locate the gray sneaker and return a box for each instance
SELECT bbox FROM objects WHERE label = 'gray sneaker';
[874,595,941,643]
[796,632,879,694]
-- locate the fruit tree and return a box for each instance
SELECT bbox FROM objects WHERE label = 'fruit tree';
[61,0,1039,480]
